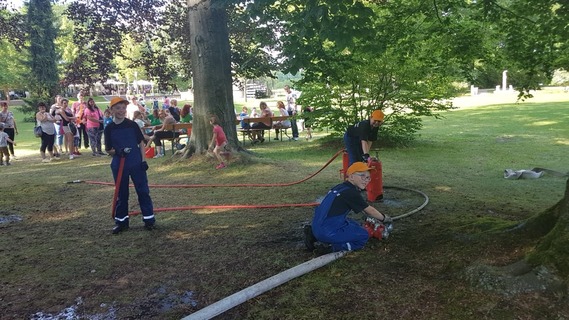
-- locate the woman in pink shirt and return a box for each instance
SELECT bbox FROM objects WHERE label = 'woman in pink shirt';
[84,98,105,156]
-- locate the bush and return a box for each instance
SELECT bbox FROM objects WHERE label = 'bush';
[20,96,53,122]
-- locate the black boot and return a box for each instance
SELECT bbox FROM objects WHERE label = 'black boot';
[303,225,316,251]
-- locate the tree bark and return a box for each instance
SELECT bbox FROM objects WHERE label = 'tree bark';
[185,0,238,157]
[524,178,569,278]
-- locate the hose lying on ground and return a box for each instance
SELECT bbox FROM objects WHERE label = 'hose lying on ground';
[178,186,429,319]
[181,251,348,320]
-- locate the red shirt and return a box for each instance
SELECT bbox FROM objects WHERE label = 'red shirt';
[213,125,227,146]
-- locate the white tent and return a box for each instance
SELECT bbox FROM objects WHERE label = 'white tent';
[104,79,126,85]
[133,80,153,86]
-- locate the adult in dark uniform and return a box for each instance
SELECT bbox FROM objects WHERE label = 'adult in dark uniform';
[104,97,155,234]
[305,162,391,252]
[343,110,385,165]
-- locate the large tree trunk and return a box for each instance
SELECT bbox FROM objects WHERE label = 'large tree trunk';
[464,179,569,295]
[185,0,238,157]
[524,178,569,278]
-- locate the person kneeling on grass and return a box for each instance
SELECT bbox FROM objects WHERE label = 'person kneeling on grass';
[304,162,391,253]
[104,97,156,234]
[208,115,228,169]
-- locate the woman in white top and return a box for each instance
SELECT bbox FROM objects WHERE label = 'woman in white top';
[35,102,57,162]
[57,99,77,159]
[147,111,178,157]
[273,101,291,139]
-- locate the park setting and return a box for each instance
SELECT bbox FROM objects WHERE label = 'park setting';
[1,0,569,319]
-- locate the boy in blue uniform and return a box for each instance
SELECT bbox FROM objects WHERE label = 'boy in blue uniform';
[343,110,385,165]
[105,97,155,234]
[305,162,391,252]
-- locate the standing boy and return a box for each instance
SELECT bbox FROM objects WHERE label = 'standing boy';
[343,110,385,165]
[104,97,155,234]
[0,122,16,165]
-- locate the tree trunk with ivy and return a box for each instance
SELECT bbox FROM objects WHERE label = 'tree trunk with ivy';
[523,178,569,279]
[184,0,238,158]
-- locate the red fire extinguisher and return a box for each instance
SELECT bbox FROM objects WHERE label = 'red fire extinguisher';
[340,150,383,202]
[341,150,350,179]
[366,157,383,202]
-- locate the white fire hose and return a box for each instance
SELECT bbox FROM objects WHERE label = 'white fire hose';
[182,185,429,319]
[182,251,348,320]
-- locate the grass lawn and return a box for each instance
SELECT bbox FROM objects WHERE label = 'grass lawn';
[1,91,568,319]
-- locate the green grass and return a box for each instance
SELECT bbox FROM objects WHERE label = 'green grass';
[1,94,568,319]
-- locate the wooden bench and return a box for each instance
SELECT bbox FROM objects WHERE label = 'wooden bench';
[237,117,271,145]
[160,122,192,154]
[235,116,292,145]
[271,115,292,141]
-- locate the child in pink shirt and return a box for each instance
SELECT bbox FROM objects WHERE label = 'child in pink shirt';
[208,115,228,169]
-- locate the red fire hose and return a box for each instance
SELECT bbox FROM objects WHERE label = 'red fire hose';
[77,149,344,188]
[111,155,126,219]
[128,202,320,216]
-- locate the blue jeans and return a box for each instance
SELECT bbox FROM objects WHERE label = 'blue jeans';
[343,132,363,165]
[112,161,155,226]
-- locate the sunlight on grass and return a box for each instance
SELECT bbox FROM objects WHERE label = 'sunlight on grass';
[554,138,569,146]
[34,211,86,222]
[530,120,559,126]
[166,231,195,240]
[435,186,453,192]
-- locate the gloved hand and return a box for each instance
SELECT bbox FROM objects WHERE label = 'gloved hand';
[382,214,392,224]
[141,161,149,171]
[115,147,131,157]
[362,153,370,162]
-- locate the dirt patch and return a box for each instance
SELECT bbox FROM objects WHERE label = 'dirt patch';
[464,260,566,297]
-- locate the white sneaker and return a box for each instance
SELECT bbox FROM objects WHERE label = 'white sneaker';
[69,155,74,160]
[293,137,299,141]
[42,158,51,163]
[153,154,163,159]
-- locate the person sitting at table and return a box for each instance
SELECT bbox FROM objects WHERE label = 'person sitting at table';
[273,101,291,140]
[133,110,151,142]
[250,107,259,118]
[238,106,250,129]
[147,108,162,127]
[147,110,178,158]
[250,101,273,143]
[180,104,193,123]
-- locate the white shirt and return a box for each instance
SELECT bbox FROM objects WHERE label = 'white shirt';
[126,103,139,120]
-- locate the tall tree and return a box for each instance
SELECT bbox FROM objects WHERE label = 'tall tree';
[27,0,59,99]
[0,39,28,101]
[185,0,237,156]
[0,0,26,50]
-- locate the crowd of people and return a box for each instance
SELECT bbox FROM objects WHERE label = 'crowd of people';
[5,86,313,165]
[35,93,112,162]
[28,93,192,163]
